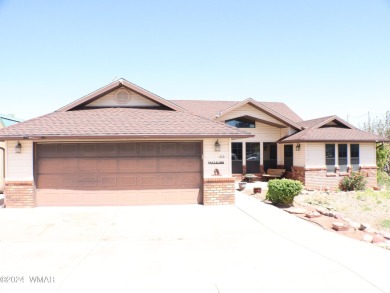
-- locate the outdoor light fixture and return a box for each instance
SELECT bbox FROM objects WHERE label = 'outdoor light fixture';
[215,139,221,152]
[15,141,22,154]
[295,143,301,151]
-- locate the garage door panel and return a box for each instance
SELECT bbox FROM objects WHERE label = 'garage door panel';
[78,175,99,188]
[37,175,60,188]
[101,176,118,188]
[177,158,201,172]
[98,159,117,173]
[119,143,137,156]
[79,144,99,157]
[137,158,158,172]
[100,143,118,156]
[159,142,177,156]
[119,175,138,188]
[158,173,177,187]
[159,158,178,172]
[36,142,202,206]
[139,143,157,156]
[79,159,98,173]
[179,142,201,156]
[138,175,157,187]
[61,144,79,157]
[180,173,202,187]
[118,158,137,172]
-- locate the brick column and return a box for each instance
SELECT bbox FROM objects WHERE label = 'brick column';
[360,166,377,188]
[203,177,235,205]
[5,181,35,208]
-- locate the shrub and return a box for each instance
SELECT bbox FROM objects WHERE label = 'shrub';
[378,171,390,188]
[266,179,303,206]
[339,172,367,191]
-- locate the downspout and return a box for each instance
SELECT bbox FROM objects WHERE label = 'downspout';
[0,147,4,192]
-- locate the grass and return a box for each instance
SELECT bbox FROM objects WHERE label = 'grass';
[380,219,390,229]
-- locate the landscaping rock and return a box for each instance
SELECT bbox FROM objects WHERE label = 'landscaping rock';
[285,207,306,214]
[332,222,349,231]
[359,223,371,231]
[372,234,386,244]
[364,227,377,234]
[362,234,374,243]
[316,208,328,216]
[346,220,361,229]
[305,211,321,218]
[382,233,390,240]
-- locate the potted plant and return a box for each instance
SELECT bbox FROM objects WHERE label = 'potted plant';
[238,181,247,190]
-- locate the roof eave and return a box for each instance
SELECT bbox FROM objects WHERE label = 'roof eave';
[0,134,255,141]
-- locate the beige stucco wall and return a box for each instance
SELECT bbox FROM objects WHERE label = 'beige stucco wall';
[219,104,282,125]
[5,140,34,182]
[360,143,377,167]
[305,142,377,169]
[86,87,159,108]
[217,104,295,166]
[202,138,231,178]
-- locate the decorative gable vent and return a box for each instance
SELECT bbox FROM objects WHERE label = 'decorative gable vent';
[115,90,130,104]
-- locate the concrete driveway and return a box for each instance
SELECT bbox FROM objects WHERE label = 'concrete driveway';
[0,192,389,293]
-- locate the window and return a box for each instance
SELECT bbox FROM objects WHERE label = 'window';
[246,142,260,173]
[325,144,335,172]
[226,117,255,128]
[338,144,348,172]
[231,142,243,174]
[284,145,293,171]
[350,144,360,171]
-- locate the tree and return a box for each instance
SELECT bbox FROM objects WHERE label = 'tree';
[361,111,390,174]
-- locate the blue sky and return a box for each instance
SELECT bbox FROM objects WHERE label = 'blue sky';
[0,0,389,127]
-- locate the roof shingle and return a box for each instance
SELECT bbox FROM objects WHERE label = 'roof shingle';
[0,108,252,140]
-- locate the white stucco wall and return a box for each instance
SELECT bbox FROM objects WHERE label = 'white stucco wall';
[6,140,34,181]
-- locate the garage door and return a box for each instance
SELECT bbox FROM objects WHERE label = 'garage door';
[36,142,202,206]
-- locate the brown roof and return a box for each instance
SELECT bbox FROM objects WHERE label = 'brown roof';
[0,108,253,140]
[279,127,387,143]
[172,99,303,129]
[281,115,387,143]
[298,115,357,130]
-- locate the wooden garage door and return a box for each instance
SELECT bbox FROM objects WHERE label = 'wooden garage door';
[36,142,202,206]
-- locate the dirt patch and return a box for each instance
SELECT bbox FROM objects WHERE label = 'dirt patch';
[244,184,390,249]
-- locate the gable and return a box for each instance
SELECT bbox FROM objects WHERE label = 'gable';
[319,120,350,129]
[85,87,159,108]
[217,103,288,127]
[57,79,181,112]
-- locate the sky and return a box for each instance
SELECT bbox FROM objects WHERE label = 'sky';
[0,0,389,127]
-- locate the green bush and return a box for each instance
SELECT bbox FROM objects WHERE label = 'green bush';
[265,179,303,206]
[339,172,367,191]
[378,171,390,188]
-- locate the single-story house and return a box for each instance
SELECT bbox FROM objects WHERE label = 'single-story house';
[0,79,386,207]
[0,114,22,193]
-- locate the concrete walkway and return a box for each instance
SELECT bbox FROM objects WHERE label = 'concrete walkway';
[0,193,389,293]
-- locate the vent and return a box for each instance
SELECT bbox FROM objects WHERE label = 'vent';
[115,90,130,104]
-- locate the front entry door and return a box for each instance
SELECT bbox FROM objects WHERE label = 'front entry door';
[231,142,243,174]
[263,142,277,172]
[246,143,260,173]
